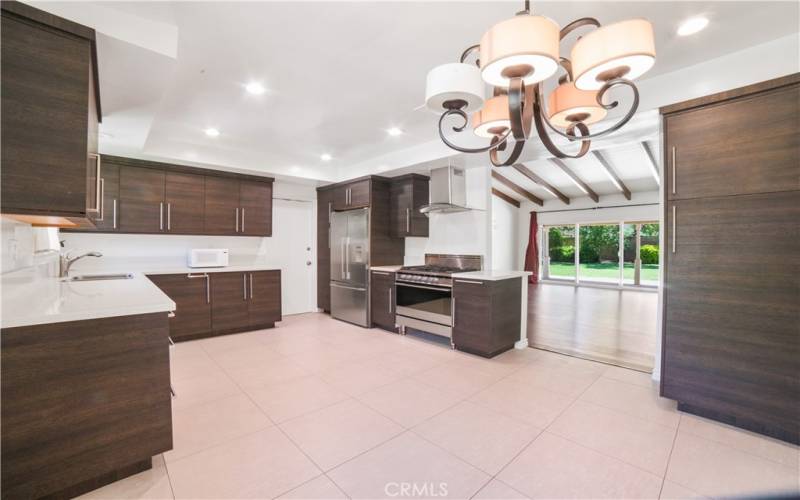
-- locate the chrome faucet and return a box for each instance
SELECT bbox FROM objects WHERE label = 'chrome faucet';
[59,251,103,278]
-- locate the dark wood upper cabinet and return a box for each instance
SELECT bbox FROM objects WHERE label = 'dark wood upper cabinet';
[665,81,800,201]
[210,272,250,333]
[316,189,334,311]
[248,270,281,327]
[390,174,429,238]
[204,176,241,235]
[370,271,395,331]
[119,166,165,233]
[453,277,521,358]
[147,273,211,341]
[165,172,205,234]
[331,179,371,210]
[240,181,273,236]
[0,2,101,226]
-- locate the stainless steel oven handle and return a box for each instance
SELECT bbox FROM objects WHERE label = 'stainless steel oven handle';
[395,282,452,292]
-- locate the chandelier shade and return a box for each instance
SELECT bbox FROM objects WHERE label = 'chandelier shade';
[425,63,485,113]
[547,82,607,128]
[472,95,511,138]
[570,19,656,90]
[479,14,560,88]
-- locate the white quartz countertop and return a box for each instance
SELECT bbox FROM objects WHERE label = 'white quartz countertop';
[451,270,532,281]
[69,257,280,276]
[370,265,403,272]
[1,268,176,329]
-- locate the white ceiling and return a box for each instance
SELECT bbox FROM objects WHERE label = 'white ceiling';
[29,1,800,185]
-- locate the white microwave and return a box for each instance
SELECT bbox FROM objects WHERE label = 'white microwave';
[188,249,229,268]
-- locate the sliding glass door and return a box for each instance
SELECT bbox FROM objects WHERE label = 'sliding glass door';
[544,225,576,281]
[578,223,620,285]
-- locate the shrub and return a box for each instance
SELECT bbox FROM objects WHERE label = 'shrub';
[640,244,659,264]
[579,245,599,263]
[550,245,574,263]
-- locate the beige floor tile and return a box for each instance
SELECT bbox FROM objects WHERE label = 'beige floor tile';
[266,334,333,356]
[358,378,464,428]
[472,479,529,499]
[319,358,404,396]
[602,364,655,388]
[548,400,676,475]
[444,352,524,378]
[165,393,272,463]
[170,370,242,411]
[498,432,663,499]
[666,431,800,498]
[224,356,311,390]
[371,348,447,377]
[413,363,506,398]
[167,426,319,499]
[414,401,541,475]
[659,480,707,499]
[206,343,285,371]
[246,375,349,423]
[280,399,403,470]
[286,345,363,374]
[580,377,680,428]
[276,474,347,499]
[679,414,800,468]
[508,362,602,399]
[469,377,574,428]
[198,331,267,356]
[328,432,490,499]
[77,455,173,499]
[170,348,221,382]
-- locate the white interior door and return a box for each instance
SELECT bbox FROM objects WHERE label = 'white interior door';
[271,198,314,315]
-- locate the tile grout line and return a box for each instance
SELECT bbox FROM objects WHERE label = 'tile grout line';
[658,413,682,499]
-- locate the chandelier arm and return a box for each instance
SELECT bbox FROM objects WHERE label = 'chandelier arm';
[490,138,526,167]
[437,108,512,154]
[507,77,535,141]
[538,78,640,142]
[559,17,601,40]
[459,44,480,66]
[531,85,591,159]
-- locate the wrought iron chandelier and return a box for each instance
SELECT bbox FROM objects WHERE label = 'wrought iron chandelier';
[425,1,656,163]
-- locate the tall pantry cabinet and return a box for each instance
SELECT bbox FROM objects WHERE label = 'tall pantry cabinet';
[660,74,800,445]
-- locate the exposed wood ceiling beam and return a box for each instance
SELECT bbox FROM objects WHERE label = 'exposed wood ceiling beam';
[548,158,599,203]
[491,170,543,206]
[510,164,570,205]
[492,187,520,208]
[592,150,632,200]
[641,141,661,185]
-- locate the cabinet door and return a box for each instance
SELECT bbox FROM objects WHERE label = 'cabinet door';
[165,172,205,234]
[0,14,91,216]
[331,185,349,211]
[452,279,492,353]
[240,181,272,236]
[249,271,281,327]
[204,177,240,235]
[663,192,800,442]
[347,180,371,208]
[665,84,800,200]
[91,161,119,232]
[317,189,334,311]
[210,272,250,333]
[148,273,211,341]
[370,271,395,330]
[390,179,412,237]
[119,166,165,233]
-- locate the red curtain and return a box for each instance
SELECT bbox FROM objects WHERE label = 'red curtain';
[523,211,539,284]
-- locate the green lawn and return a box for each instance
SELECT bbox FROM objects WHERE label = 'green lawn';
[549,262,659,283]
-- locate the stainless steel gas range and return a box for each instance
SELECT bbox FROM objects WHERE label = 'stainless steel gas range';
[394,254,482,344]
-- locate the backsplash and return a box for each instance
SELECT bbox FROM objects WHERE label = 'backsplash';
[0,217,59,274]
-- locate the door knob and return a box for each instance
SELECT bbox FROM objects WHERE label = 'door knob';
[306,261,312,266]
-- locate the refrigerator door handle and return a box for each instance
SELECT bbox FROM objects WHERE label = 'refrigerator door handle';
[345,236,351,280]
[340,238,346,279]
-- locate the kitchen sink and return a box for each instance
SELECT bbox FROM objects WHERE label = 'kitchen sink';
[63,273,134,282]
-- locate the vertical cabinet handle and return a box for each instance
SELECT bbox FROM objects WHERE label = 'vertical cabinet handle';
[235,208,239,233]
[159,202,164,231]
[96,178,105,221]
[243,274,247,300]
[88,153,101,213]
[671,146,676,195]
[451,297,456,327]
[205,274,210,303]
[327,202,332,249]
[672,205,677,254]
[249,273,254,299]
[405,207,410,234]
[112,199,117,229]
[167,203,171,231]
[241,209,246,233]
[388,287,392,313]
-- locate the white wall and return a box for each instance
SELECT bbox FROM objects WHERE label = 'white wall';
[491,195,519,271]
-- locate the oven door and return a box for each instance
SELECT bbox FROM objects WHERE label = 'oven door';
[395,281,452,327]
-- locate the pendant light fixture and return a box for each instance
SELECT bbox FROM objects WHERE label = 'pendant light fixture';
[425,1,655,162]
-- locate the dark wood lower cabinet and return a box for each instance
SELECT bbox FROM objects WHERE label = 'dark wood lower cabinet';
[1,312,172,499]
[249,270,281,327]
[452,277,521,358]
[370,271,396,331]
[317,189,333,311]
[148,273,212,341]
[211,272,250,334]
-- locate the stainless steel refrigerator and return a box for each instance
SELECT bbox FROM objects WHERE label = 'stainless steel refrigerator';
[330,208,370,326]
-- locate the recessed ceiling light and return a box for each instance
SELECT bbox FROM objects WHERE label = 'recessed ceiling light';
[677,16,708,36]
[204,128,220,137]
[245,82,266,95]
[320,153,332,161]
[387,127,403,137]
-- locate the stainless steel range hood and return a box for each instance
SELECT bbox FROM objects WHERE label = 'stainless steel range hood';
[420,166,469,214]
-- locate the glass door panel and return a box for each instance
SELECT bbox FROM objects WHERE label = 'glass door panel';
[578,224,620,284]
[545,225,576,281]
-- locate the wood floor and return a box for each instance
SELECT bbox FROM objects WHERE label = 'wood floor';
[527,283,658,372]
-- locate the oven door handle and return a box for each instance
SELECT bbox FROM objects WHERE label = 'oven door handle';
[395,282,451,292]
